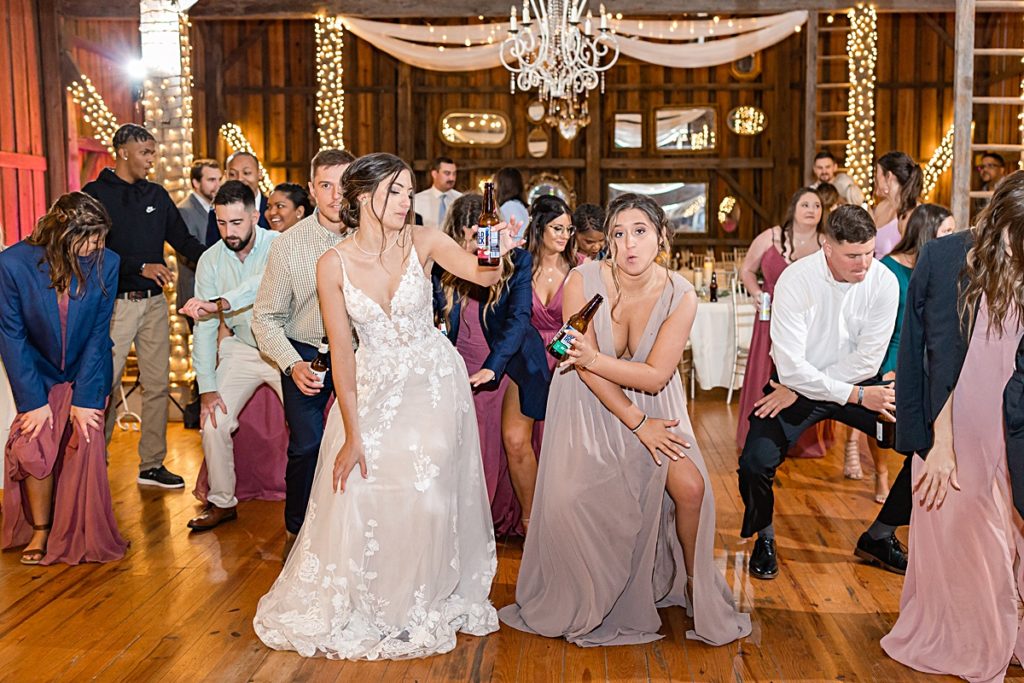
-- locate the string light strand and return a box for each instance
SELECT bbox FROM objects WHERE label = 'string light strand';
[218,123,274,195]
[315,15,346,150]
[844,5,877,203]
[66,75,120,155]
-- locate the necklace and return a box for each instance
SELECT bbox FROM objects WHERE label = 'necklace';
[353,232,400,257]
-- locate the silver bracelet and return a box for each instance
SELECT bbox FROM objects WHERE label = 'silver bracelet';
[630,414,648,433]
[857,386,865,405]
[582,353,599,369]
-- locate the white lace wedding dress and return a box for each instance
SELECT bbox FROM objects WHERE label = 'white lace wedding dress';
[253,243,498,660]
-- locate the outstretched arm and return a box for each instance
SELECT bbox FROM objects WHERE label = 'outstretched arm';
[416,222,523,288]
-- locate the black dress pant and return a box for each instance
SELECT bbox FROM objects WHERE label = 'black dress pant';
[738,380,912,538]
[280,338,333,534]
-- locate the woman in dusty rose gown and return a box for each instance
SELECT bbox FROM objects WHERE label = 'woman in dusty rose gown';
[0,193,127,566]
[500,193,750,647]
[431,193,549,535]
[881,172,1024,683]
[736,188,832,460]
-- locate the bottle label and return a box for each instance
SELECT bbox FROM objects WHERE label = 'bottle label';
[876,421,884,442]
[311,369,327,384]
[489,226,500,258]
[476,227,490,260]
[551,331,575,356]
[759,292,772,321]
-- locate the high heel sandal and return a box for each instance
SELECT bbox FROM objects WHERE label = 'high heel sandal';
[20,523,51,566]
[843,438,863,480]
[874,470,890,504]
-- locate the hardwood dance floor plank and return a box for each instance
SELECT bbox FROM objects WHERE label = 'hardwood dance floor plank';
[0,392,1019,682]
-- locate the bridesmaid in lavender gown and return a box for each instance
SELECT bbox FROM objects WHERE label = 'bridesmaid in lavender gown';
[500,193,750,647]
[881,173,1024,682]
[736,188,832,460]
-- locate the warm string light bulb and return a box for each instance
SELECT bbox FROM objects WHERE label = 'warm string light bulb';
[66,75,119,155]
[844,5,878,204]
[315,15,346,151]
[218,123,274,195]
[921,123,955,199]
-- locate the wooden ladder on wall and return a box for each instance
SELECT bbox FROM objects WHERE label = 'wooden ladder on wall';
[803,11,853,184]
[952,0,1024,228]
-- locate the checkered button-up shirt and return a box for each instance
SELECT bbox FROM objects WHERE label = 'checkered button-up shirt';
[252,212,346,372]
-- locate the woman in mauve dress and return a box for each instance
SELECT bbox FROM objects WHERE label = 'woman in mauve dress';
[881,171,1024,683]
[0,192,128,566]
[500,193,750,647]
[432,193,549,536]
[736,187,833,460]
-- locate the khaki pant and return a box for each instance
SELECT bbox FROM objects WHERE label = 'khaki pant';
[105,295,170,472]
[202,337,283,509]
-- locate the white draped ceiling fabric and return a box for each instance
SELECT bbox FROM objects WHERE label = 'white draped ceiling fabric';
[339,11,808,72]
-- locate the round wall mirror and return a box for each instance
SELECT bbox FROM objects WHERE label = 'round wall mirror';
[726,106,767,136]
[527,127,549,158]
[526,99,545,123]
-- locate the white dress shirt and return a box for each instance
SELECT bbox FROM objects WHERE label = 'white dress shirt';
[414,186,462,229]
[770,249,899,405]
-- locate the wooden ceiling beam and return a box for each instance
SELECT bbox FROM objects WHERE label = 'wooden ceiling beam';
[59,0,956,20]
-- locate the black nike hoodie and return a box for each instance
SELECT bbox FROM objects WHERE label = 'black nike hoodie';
[83,168,207,294]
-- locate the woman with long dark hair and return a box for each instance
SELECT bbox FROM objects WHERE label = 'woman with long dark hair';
[255,153,522,659]
[873,151,923,258]
[881,171,1024,682]
[500,193,750,647]
[0,192,128,565]
[736,188,832,460]
[433,194,549,536]
[265,182,313,232]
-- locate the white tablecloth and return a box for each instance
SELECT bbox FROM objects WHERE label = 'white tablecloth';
[689,300,755,391]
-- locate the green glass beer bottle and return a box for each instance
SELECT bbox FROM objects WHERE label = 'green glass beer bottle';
[547,294,604,361]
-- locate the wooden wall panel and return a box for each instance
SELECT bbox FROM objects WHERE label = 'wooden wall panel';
[0,0,50,243]
[177,12,1020,248]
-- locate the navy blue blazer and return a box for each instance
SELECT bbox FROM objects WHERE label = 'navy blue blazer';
[432,248,551,421]
[204,193,270,245]
[0,241,119,413]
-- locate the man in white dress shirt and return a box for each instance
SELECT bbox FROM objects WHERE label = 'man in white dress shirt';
[414,156,462,229]
[737,205,907,580]
[810,150,865,206]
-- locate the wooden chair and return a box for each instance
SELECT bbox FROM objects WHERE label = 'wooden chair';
[733,247,749,264]
[678,339,696,400]
[727,277,756,403]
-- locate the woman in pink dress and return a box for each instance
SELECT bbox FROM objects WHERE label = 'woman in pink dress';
[736,188,832,459]
[0,193,128,565]
[431,194,549,535]
[881,171,1024,682]
[525,196,583,505]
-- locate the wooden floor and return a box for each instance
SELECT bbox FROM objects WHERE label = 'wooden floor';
[0,392,1019,682]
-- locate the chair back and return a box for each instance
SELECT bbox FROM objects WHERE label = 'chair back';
[730,276,756,354]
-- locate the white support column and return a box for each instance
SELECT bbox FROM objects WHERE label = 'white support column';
[952,0,975,231]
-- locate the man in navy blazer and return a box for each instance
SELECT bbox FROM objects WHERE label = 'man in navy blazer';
[0,241,119,416]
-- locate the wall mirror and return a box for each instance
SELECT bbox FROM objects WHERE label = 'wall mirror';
[527,172,575,207]
[527,127,549,158]
[727,105,766,136]
[526,99,546,123]
[654,107,717,152]
[607,181,708,233]
[613,112,643,149]
[439,110,511,147]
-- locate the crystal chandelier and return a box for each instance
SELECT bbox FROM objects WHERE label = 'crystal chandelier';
[501,0,619,140]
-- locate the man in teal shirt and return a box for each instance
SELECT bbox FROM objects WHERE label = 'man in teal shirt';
[178,181,280,531]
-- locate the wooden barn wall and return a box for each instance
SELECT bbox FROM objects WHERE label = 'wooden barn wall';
[179,12,1018,245]
[0,0,50,243]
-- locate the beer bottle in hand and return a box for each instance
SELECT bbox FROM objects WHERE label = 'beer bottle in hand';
[548,294,604,361]
[709,272,719,302]
[310,336,330,384]
[477,181,501,267]
[875,383,896,449]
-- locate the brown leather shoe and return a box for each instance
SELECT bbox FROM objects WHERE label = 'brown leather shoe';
[187,504,237,531]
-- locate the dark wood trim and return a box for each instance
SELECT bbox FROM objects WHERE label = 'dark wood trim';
[396,62,414,162]
[601,158,773,170]
[222,21,270,73]
[411,158,588,172]
[38,0,68,199]
[59,0,958,19]
[920,12,955,51]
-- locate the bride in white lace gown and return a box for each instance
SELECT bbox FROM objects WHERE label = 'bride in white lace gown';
[254,154,519,660]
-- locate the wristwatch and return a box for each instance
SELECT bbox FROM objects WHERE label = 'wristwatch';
[284,361,297,377]
[139,263,147,274]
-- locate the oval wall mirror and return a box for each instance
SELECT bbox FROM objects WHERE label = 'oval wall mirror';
[526,99,545,123]
[527,127,549,158]
[439,110,511,147]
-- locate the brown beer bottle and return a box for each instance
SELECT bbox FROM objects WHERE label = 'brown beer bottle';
[310,336,330,383]
[477,181,501,267]
[709,271,719,302]
[548,294,604,360]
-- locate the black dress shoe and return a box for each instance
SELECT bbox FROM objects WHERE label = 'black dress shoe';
[749,536,779,580]
[854,532,907,574]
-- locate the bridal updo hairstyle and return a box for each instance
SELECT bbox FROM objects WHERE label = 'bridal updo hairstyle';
[339,152,415,240]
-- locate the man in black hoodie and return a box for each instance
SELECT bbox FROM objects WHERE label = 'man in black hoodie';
[84,123,207,489]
